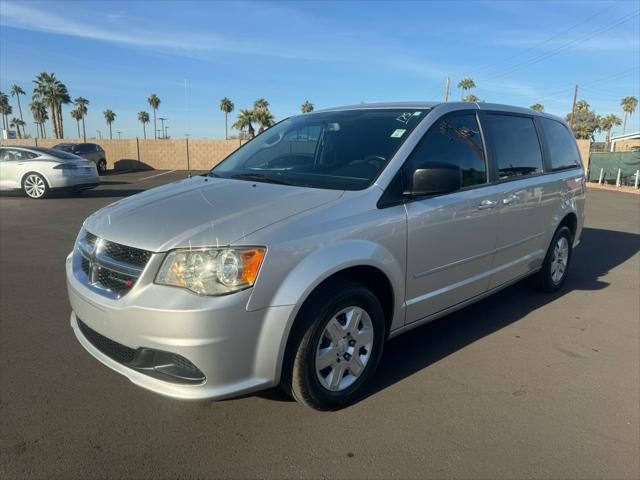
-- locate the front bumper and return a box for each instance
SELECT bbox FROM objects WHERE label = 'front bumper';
[66,253,295,400]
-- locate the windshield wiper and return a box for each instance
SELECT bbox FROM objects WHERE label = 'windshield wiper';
[230,173,294,186]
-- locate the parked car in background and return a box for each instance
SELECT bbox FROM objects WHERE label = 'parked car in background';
[67,102,585,410]
[53,143,108,175]
[0,146,99,199]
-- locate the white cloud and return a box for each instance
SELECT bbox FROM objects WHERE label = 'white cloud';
[0,2,327,60]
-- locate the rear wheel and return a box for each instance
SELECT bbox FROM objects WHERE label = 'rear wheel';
[281,281,385,410]
[22,173,49,199]
[531,225,573,292]
[97,159,107,175]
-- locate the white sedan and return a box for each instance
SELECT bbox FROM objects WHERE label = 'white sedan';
[0,146,100,199]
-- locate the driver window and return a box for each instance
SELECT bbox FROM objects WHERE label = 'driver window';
[404,113,487,188]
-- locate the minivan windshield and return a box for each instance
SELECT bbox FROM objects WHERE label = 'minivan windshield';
[212,108,428,190]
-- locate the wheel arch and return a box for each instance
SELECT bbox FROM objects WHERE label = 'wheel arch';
[21,170,51,191]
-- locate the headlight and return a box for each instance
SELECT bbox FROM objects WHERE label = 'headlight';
[155,247,266,295]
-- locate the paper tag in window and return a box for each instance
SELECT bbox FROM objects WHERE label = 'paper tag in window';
[390,129,406,138]
[413,111,422,116]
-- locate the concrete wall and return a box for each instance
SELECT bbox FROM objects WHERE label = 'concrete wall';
[0,137,244,171]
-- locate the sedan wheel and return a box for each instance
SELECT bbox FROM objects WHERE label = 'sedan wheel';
[23,173,48,199]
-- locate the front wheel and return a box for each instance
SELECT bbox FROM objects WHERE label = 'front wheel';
[97,159,107,175]
[281,281,386,410]
[531,225,573,292]
[22,173,49,199]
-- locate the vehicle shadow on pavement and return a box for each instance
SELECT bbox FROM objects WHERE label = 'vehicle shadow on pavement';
[257,227,639,405]
[363,226,639,400]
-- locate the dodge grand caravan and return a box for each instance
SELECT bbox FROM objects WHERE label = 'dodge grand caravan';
[66,102,585,410]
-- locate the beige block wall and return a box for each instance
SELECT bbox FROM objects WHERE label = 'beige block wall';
[613,139,640,152]
[0,137,242,171]
[576,139,591,171]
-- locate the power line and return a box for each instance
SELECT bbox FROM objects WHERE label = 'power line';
[471,1,622,76]
[479,10,639,81]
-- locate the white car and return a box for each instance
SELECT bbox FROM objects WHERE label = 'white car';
[0,146,100,199]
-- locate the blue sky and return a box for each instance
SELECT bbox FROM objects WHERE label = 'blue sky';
[1,0,638,140]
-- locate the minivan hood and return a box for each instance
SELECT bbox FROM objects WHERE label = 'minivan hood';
[84,176,343,252]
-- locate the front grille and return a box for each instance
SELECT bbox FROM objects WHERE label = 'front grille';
[102,240,151,267]
[85,231,97,248]
[96,268,134,296]
[78,318,136,363]
[81,256,90,276]
[75,230,152,298]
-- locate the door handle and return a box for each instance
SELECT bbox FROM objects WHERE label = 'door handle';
[477,199,498,210]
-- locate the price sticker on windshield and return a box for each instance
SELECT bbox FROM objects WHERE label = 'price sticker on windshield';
[390,129,406,138]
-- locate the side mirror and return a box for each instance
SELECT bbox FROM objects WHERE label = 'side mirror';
[404,162,462,197]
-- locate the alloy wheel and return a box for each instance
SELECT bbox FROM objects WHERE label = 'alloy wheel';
[315,306,374,392]
[24,174,46,198]
[550,236,569,284]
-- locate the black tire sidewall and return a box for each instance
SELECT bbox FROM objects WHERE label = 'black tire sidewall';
[97,160,107,175]
[292,283,385,409]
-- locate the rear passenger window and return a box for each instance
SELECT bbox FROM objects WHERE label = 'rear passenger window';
[485,114,543,180]
[404,113,487,188]
[540,118,581,170]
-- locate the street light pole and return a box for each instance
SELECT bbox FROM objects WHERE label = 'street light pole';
[117,131,122,139]
[158,117,168,139]
[97,130,102,140]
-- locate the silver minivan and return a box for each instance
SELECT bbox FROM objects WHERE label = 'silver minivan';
[66,102,585,410]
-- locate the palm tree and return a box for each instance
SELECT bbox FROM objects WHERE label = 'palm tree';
[74,97,89,141]
[575,99,590,112]
[30,99,48,138]
[254,108,275,133]
[0,91,9,130]
[530,103,544,112]
[462,94,480,102]
[301,100,314,113]
[10,84,26,137]
[457,77,476,100]
[70,108,83,138]
[253,98,269,110]
[621,96,638,135]
[137,111,150,139]
[103,109,116,139]
[32,72,70,139]
[9,118,25,138]
[219,97,234,139]
[147,94,161,139]
[232,108,255,138]
[600,114,622,145]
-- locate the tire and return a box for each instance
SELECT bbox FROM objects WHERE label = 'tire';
[97,159,107,175]
[531,225,573,292]
[280,280,386,410]
[22,172,49,199]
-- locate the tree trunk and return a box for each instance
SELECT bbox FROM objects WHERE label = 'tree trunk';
[225,112,228,140]
[82,116,86,142]
[623,112,628,135]
[142,123,146,139]
[42,122,47,138]
[50,102,58,139]
[606,127,612,145]
[76,119,81,138]
[57,103,64,138]
[109,123,112,139]
[248,123,255,138]
[153,109,157,139]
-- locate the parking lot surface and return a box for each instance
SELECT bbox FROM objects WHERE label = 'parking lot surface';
[1,171,639,479]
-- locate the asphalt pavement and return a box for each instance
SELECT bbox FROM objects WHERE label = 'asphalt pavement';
[1,171,638,479]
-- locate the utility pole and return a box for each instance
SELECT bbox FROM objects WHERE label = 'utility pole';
[569,84,579,129]
[444,77,450,102]
[159,117,168,139]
